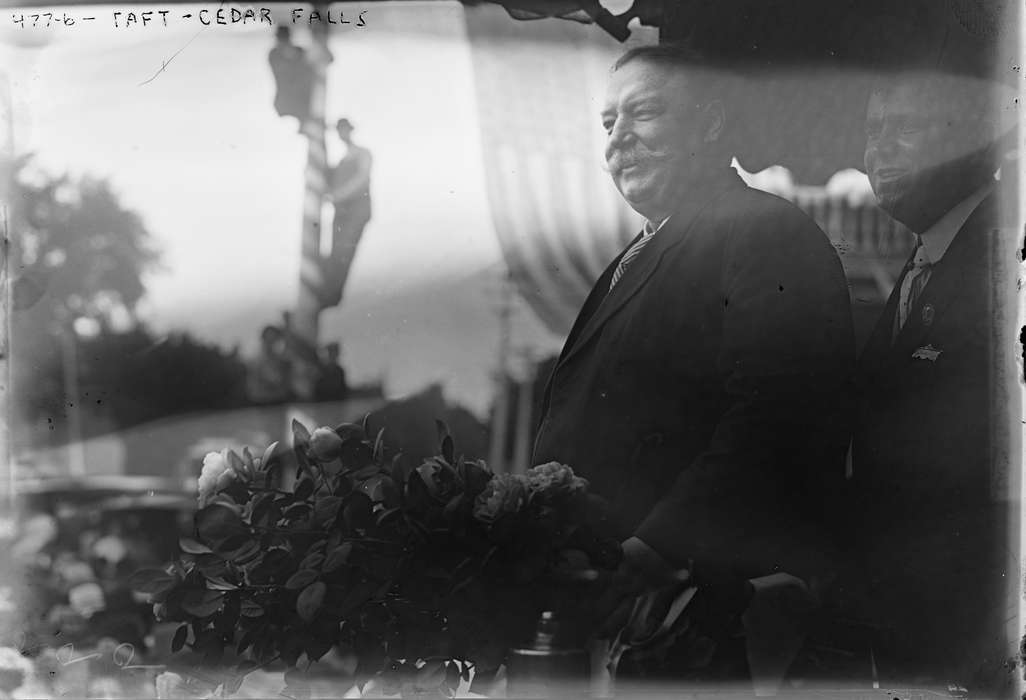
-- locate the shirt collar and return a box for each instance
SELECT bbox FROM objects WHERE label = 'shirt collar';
[639,166,743,238]
[643,216,671,237]
[918,180,994,264]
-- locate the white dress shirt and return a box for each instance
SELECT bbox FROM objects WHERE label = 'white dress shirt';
[891,180,995,336]
[917,180,995,266]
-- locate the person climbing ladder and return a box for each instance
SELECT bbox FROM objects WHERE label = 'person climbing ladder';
[320,117,372,308]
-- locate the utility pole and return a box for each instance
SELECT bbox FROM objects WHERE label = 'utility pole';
[487,274,513,474]
[57,317,85,477]
[292,6,331,401]
[0,71,11,506]
[0,200,9,504]
[271,4,332,402]
[510,349,535,475]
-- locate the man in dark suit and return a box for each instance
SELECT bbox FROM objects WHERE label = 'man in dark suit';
[846,70,1018,690]
[532,45,855,677]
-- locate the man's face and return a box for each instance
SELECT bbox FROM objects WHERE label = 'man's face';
[864,77,996,229]
[602,60,708,219]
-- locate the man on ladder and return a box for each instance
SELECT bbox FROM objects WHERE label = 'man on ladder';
[320,117,372,308]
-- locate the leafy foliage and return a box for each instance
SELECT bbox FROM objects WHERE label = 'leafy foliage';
[8,154,160,322]
[135,419,621,696]
[6,156,163,436]
[79,328,249,428]
[15,323,250,442]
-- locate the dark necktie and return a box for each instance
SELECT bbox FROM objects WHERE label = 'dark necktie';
[892,238,932,340]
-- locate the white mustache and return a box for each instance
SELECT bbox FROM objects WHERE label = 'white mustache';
[605,149,672,174]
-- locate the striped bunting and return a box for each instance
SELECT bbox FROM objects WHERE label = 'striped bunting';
[464,3,645,337]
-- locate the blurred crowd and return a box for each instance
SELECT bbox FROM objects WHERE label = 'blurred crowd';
[2,491,193,698]
[246,317,349,405]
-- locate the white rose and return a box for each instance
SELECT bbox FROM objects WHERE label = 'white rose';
[197,450,235,507]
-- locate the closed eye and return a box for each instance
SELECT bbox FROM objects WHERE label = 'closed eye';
[626,99,664,120]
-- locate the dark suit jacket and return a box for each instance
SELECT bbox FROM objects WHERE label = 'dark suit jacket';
[847,192,1015,686]
[533,169,855,586]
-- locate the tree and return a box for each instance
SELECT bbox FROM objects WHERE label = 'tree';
[7,155,161,443]
[9,155,160,324]
[76,327,249,431]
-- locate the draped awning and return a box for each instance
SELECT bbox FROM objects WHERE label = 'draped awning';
[465,3,645,336]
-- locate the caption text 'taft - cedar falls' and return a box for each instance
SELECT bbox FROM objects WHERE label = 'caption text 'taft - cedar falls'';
[112,7,368,28]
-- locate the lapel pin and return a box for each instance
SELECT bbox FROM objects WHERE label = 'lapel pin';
[921,303,935,326]
[912,344,942,362]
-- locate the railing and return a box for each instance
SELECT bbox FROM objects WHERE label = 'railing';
[789,189,915,307]
[792,188,914,257]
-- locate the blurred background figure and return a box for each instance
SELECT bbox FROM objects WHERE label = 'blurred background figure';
[267,26,314,125]
[10,513,57,564]
[320,118,373,308]
[279,311,327,400]
[245,325,293,405]
[314,341,349,402]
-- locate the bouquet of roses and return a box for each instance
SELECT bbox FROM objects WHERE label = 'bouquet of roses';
[131,418,621,697]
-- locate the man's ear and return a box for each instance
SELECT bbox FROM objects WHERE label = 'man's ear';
[702,100,725,143]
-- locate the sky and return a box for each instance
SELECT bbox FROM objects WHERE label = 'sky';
[2,1,569,416]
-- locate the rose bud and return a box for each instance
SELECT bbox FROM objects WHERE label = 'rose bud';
[309,427,344,461]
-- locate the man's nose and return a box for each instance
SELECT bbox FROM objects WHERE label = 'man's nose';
[874,121,911,153]
[867,131,899,163]
[605,117,634,155]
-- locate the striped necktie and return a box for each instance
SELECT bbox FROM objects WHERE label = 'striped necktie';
[609,222,661,292]
[892,238,932,340]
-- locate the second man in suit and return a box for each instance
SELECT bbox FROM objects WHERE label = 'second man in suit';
[846,69,1017,691]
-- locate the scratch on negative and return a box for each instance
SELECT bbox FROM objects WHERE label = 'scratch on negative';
[138,29,203,87]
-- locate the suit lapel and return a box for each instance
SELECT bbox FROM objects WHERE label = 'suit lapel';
[555,223,679,370]
[554,173,744,371]
[555,233,640,366]
[857,254,911,382]
[536,235,637,419]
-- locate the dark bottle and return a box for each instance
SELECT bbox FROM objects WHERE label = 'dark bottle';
[507,611,591,698]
